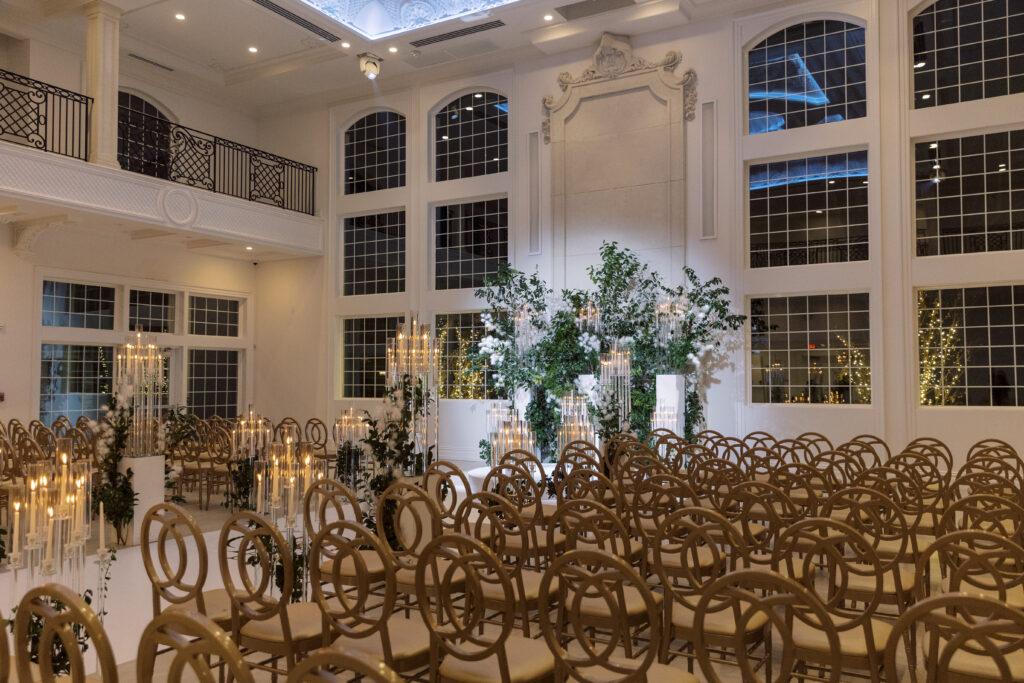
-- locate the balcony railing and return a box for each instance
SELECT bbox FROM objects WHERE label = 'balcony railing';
[0,68,91,160]
[118,108,316,215]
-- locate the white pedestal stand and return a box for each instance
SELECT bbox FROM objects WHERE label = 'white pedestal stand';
[655,374,686,435]
[117,454,165,546]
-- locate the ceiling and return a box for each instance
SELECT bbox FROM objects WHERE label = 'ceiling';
[0,0,787,114]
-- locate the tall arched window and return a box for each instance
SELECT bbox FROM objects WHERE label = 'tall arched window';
[435,91,508,181]
[117,91,171,178]
[747,20,866,134]
[912,0,1024,108]
[344,110,406,194]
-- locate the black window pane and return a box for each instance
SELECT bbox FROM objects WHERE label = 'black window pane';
[345,111,407,194]
[435,92,508,181]
[435,198,509,290]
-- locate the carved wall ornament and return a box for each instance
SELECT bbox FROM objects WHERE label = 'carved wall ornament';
[542,32,697,143]
[12,217,68,259]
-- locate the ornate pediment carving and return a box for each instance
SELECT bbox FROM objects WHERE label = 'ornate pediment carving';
[542,32,697,143]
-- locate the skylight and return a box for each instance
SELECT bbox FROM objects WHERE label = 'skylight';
[292,0,519,39]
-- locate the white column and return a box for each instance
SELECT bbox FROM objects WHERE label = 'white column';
[85,1,121,169]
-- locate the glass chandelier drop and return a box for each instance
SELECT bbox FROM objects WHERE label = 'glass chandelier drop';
[600,343,632,431]
[116,331,164,458]
[385,318,440,472]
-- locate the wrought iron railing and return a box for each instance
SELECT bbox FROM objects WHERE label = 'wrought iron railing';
[118,108,316,215]
[0,68,91,160]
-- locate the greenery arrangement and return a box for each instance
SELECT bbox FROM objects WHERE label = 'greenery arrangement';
[91,393,139,546]
[355,375,436,544]
[475,242,745,450]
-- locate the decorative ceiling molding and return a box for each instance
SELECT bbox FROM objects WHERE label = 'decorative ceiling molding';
[542,32,697,144]
[12,215,70,259]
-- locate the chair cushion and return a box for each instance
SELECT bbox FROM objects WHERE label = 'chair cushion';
[480,569,554,602]
[239,601,324,643]
[792,618,891,658]
[944,637,1024,679]
[670,601,769,636]
[319,549,386,582]
[332,613,430,665]
[438,633,555,682]
[580,585,663,620]
[649,543,715,570]
[163,588,232,624]
[571,660,699,682]
[843,566,914,597]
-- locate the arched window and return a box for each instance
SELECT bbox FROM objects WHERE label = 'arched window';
[912,0,1024,108]
[435,91,508,181]
[344,110,406,194]
[117,91,171,178]
[747,20,866,134]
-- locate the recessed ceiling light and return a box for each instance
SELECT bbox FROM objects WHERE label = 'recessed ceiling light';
[441,135,449,140]
[248,46,259,53]
[543,13,553,20]
[815,210,823,214]
[921,93,931,99]
[929,143,938,149]
[246,246,254,251]
[493,157,499,161]
[914,61,926,68]
[475,93,483,98]
[828,180,835,184]
[932,164,941,169]
[465,106,473,111]
[174,13,186,21]
[388,46,398,53]
[341,41,351,48]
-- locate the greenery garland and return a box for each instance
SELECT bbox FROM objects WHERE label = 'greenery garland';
[475,241,745,451]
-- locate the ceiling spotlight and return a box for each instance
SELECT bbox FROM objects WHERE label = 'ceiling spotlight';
[465,106,473,111]
[441,135,449,140]
[341,41,351,49]
[245,246,254,251]
[914,61,926,68]
[921,93,931,99]
[388,46,398,53]
[248,46,259,53]
[544,13,553,20]
[475,93,483,98]
[930,143,938,149]
[359,52,382,80]
[174,13,186,20]
[932,163,941,169]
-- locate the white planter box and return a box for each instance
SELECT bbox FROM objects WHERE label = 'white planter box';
[117,454,165,546]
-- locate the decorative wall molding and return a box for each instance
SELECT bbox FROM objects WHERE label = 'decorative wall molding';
[542,32,698,144]
[0,142,324,254]
[12,215,71,259]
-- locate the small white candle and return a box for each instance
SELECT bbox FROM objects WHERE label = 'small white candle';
[12,503,20,556]
[28,481,36,538]
[98,501,106,553]
[45,507,54,564]
[255,473,263,514]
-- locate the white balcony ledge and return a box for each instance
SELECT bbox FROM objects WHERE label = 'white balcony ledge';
[0,142,323,256]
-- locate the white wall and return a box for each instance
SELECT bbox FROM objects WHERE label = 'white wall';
[0,225,257,424]
[320,0,1024,468]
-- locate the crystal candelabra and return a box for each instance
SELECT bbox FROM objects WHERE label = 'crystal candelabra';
[233,405,272,460]
[650,399,681,434]
[600,344,632,432]
[252,438,328,532]
[333,408,368,489]
[655,292,689,347]
[513,303,543,354]
[558,392,596,453]
[8,438,93,593]
[116,331,164,457]
[385,318,440,474]
[486,401,536,467]
[576,300,602,335]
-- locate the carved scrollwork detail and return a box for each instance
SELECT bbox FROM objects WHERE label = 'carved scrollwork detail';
[682,68,698,122]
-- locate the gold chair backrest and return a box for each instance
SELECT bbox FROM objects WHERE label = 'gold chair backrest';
[904,436,953,473]
[498,448,547,492]
[310,521,396,648]
[455,491,532,576]
[14,583,117,683]
[136,610,253,683]
[304,419,328,456]
[742,430,777,451]
[915,530,1024,602]
[140,503,208,616]
[688,456,744,507]
[554,467,620,509]
[218,511,292,624]
[770,462,830,517]
[50,416,72,439]
[274,417,302,444]
[538,548,660,681]
[287,648,401,682]
[654,507,739,612]
[822,485,911,562]
[630,472,694,542]
[376,480,442,571]
[694,569,842,683]
[303,479,361,538]
[421,460,471,531]
[720,481,799,570]
[938,494,1024,540]
[843,434,889,465]
[883,593,1024,683]
[547,498,631,557]
[809,449,866,489]
[483,462,544,523]
[795,430,833,455]
[415,534,515,672]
